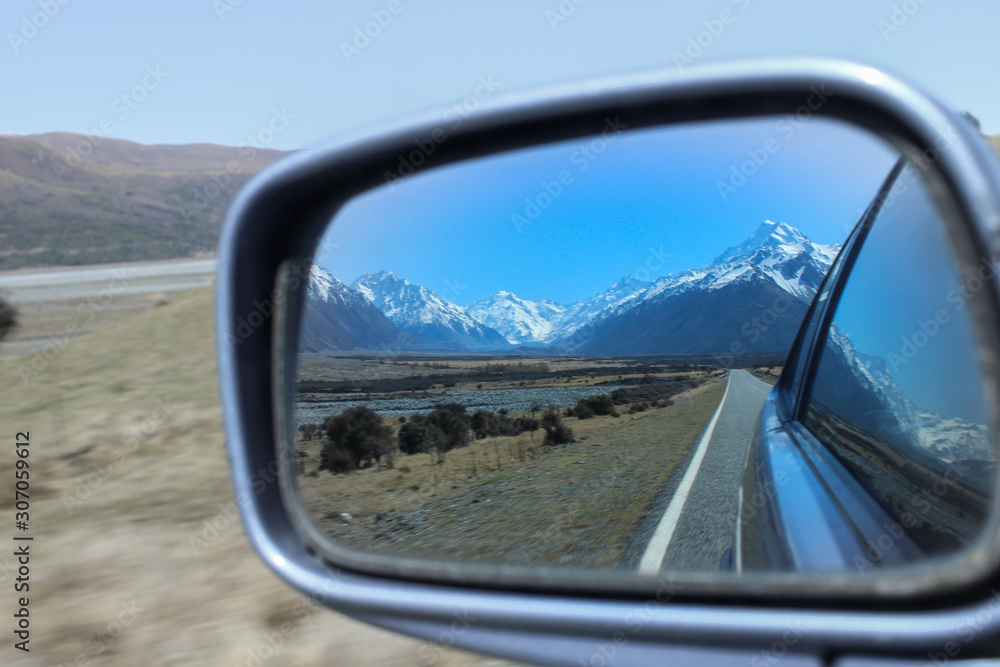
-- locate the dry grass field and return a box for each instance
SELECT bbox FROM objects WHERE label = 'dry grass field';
[298,382,721,567]
[0,285,522,666]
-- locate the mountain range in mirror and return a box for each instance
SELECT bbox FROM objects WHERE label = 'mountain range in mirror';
[301,220,840,357]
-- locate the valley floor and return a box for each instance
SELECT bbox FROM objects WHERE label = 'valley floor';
[297,379,722,569]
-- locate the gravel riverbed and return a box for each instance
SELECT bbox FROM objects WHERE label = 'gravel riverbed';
[296,385,618,426]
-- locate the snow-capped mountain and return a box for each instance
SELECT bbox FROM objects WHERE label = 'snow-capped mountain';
[554,276,653,339]
[299,265,406,353]
[453,220,840,353]
[812,324,993,548]
[467,291,567,345]
[816,324,992,467]
[714,220,830,265]
[569,220,841,355]
[634,220,839,305]
[353,271,510,351]
[467,276,653,346]
[303,221,839,354]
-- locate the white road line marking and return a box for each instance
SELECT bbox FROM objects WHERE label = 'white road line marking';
[734,486,744,574]
[637,372,734,575]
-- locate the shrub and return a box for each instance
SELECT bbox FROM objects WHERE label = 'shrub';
[319,442,355,474]
[0,297,16,342]
[468,410,541,440]
[322,406,394,470]
[469,409,498,439]
[610,379,700,406]
[425,403,471,452]
[574,394,616,419]
[398,415,429,455]
[541,411,574,446]
[514,416,539,433]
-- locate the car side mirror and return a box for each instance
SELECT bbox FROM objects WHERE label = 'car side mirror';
[217,59,1000,665]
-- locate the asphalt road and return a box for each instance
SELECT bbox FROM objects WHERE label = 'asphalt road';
[0,258,217,303]
[638,368,771,573]
[0,258,219,359]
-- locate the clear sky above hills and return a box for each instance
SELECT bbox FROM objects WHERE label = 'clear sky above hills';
[2,1,998,151]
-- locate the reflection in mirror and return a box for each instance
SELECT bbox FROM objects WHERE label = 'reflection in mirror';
[286,116,984,577]
[802,163,995,564]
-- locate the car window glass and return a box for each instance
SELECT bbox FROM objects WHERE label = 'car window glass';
[802,163,996,557]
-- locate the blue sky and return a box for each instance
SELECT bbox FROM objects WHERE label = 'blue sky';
[318,117,898,305]
[2,0,999,152]
[3,2,995,303]
[829,164,989,425]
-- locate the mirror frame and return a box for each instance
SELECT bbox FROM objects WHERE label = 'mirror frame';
[218,59,1000,664]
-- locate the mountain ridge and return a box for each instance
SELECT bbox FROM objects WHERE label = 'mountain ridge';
[352,271,510,351]
[570,220,840,354]
[299,266,406,353]
[0,132,289,269]
[304,220,840,356]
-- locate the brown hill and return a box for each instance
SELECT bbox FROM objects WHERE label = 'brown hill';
[0,132,289,269]
[29,131,284,172]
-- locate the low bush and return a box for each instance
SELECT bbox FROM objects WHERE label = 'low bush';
[398,415,429,456]
[425,403,470,452]
[319,441,355,474]
[396,403,471,460]
[322,406,394,471]
[469,410,541,439]
[515,416,540,433]
[573,394,617,419]
[610,379,701,405]
[541,410,574,446]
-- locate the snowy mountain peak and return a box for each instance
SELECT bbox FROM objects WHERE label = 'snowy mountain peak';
[607,275,650,293]
[713,220,811,265]
[308,264,336,301]
[467,291,566,345]
[301,265,406,353]
[352,272,509,350]
[307,264,362,305]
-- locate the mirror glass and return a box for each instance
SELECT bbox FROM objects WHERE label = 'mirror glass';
[289,117,995,577]
[799,162,995,565]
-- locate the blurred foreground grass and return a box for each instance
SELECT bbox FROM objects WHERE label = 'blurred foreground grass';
[0,285,518,666]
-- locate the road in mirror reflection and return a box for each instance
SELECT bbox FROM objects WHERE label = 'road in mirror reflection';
[287,117,989,575]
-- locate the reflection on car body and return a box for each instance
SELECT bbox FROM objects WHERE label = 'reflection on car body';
[739,160,997,572]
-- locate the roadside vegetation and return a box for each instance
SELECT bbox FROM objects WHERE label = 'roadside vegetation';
[748,363,783,385]
[295,364,722,568]
[0,296,16,341]
[296,378,724,567]
[300,371,712,478]
[0,283,510,666]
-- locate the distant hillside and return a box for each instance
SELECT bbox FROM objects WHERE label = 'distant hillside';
[990,134,1000,158]
[0,133,289,269]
